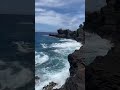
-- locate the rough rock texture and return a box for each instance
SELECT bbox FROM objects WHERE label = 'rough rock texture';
[43,82,57,90]
[86,45,120,90]
[49,25,85,43]
[84,0,120,90]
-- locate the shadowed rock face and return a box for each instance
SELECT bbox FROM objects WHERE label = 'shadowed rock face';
[86,45,120,90]
[85,0,120,90]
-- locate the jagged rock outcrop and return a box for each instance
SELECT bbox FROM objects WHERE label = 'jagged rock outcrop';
[84,0,120,90]
[49,25,85,44]
[43,82,57,90]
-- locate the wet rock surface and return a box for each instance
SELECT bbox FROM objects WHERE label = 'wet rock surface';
[43,82,57,90]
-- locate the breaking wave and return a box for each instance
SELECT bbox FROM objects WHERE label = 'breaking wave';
[35,34,82,90]
[35,52,49,65]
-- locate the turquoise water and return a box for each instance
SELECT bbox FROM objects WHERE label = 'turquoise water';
[35,32,81,90]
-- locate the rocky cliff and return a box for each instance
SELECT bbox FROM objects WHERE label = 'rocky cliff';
[48,0,120,90]
[84,0,120,89]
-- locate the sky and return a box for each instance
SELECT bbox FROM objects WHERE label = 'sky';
[35,0,85,32]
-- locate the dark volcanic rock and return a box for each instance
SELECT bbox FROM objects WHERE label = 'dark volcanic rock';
[86,44,120,90]
[43,82,57,90]
[85,0,120,90]
[49,26,85,44]
[57,29,65,34]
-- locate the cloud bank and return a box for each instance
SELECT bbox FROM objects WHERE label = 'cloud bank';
[35,0,85,32]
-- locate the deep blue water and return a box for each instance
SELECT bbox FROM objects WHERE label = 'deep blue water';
[35,32,81,90]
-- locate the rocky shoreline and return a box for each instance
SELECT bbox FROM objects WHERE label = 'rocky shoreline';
[54,30,112,90]
[40,0,120,90]
[48,25,85,90]
[49,24,85,43]
[35,25,85,90]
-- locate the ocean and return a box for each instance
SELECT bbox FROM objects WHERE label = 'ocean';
[35,32,82,90]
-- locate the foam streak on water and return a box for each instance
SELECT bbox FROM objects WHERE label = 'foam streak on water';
[35,52,49,65]
[35,34,82,90]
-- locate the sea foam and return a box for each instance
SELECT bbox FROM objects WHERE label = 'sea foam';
[50,40,81,49]
[41,43,48,48]
[35,37,82,90]
[35,52,49,65]
[51,39,82,55]
[35,60,70,90]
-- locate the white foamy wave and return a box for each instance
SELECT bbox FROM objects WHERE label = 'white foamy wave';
[41,43,48,48]
[59,39,75,42]
[50,40,82,50]
[35,52,49,65]
[35,38,82,90]
[35,59,70,90]
[53,49,73,55]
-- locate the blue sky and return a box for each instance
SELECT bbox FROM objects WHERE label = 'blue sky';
[35,0,85,32]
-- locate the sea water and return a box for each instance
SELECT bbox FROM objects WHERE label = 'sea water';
[35,32,82,90]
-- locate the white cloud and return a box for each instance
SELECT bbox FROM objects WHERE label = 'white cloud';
[35,8,46,12]
[35,10,84,30]
[35,0,85,31]
[35,0,84,7]
[35,0,65,7]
